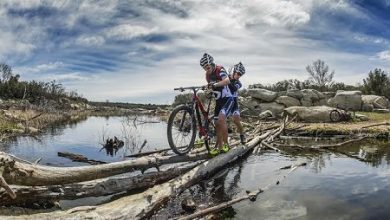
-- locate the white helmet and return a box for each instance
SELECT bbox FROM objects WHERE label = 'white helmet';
[200,53,214,67]
[233,62,245,75]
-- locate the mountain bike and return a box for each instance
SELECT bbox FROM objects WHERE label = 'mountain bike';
[329,105,354,122]
[167,86,216,155]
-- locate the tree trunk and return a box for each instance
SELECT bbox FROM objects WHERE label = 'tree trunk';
[0,151,208,186]
[0,163,199,206]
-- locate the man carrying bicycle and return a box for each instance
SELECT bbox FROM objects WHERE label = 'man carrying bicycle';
[200,53,233,156]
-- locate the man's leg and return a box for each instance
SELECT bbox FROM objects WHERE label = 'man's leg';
[218,113,228,148]
[233,115,244,134]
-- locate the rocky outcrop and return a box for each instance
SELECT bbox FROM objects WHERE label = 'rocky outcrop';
[248,89,278,102]
[362,95,390,109]
[328,90,362,111]
[283,106,339,123]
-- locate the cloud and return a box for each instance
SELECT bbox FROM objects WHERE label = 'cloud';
[1,0,390,103]
[75,35,105,46]
[105,24,158,40]
[377,50,390,61]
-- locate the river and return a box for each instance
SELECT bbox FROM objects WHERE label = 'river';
[1,116,389,219]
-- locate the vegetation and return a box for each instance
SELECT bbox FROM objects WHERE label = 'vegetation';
[89,101,169,110]
[0,63,87,104]
[306,59,335,91]
[249,61,390,99]
[362,68,390,99]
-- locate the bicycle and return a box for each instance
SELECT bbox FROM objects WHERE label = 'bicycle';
[167,86,216,155]
[329,105,354,122]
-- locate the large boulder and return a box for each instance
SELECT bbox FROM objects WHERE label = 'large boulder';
[328,90,362,111]
[286,89,303,100]
[258,102,285,117]
[301,89,320,101]
[361,103,374,112]
[361,95,390,109]
[240,97,260,110]
[284,106,337,123]
[275,96,301,107]
[322,92,336,99]
[248,89,278,102]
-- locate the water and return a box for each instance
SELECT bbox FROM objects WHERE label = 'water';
[1,116,390,219]
[0,116,169,166]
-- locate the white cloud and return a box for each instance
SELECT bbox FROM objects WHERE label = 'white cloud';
[377,50,390,61]
[76,35,105,46]
[105,24,158,40]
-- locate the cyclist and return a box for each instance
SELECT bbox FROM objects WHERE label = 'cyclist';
[228,62,246,144]
[200,53,233,156]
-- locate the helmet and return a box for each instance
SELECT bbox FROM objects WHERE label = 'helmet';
[233,62,245,75]
[200,53,214,67]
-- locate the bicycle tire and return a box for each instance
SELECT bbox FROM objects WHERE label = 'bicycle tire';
[204,116,217,152]
[329,110,341,122]
[167,105,196,155]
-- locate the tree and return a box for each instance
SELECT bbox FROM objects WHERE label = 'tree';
[362,68,390,98]
[0,63,13,82]
[306,59,334,91]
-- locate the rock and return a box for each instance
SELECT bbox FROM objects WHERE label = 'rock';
[27,127,39,133]
[241,97,261,112]
[361,103,374,112]
[247,89,278,102]
[258,102,285,117]
[286,89,303,99]
[322,92,336,99]
[362,95,390,109]
[301,89,320,101]
[300,99,313,107]
[355,113,369,121]
[259,110,274,119]
[284,106,338,123]
[275,96,300,107]
[328,90,362,111]
[181,198,196,212]
[372,109,390,113]
[277,91,287,97]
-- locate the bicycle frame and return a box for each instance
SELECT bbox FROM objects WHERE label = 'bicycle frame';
[174,86,214,138]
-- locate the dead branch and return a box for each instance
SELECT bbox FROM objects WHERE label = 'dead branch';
[361,122,390,129]
[58,152,106,165]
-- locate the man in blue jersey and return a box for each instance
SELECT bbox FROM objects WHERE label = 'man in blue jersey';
[228,62,246,144]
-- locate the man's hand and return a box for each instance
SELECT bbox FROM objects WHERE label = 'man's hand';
[207,82,216,90]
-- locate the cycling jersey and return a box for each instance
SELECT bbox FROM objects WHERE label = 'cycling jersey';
[205,65,232,100]
[227,75,243,116]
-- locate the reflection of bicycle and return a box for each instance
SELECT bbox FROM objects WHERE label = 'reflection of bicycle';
[329,105,353,122]
[167,86,216,155]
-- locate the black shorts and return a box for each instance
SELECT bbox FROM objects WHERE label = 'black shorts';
[214,97,235,120]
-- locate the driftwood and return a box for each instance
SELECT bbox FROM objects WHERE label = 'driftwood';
[361,122,390,129]
[57,152,106,165]
[0,151,208,186]
[176,162,307,220]
[1,118,289,219]
[0,163,200,206]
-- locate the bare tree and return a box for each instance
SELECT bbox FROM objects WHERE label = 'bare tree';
[0,63,13,82]
[306,59,334,91]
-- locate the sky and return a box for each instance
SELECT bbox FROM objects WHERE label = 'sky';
[0,0,390,104]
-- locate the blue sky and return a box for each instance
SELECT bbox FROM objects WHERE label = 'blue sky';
[0,0,389,104]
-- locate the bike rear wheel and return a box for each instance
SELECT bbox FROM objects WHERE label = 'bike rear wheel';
[329,110,341,122]
[167,105,197,155]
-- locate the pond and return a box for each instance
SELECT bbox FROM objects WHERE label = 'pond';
[1,116,390,219]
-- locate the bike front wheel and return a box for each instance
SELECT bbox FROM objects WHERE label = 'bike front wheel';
[167,105,197,155]
[329,110,341,122]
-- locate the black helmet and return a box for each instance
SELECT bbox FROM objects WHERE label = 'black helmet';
[200,53,214,67]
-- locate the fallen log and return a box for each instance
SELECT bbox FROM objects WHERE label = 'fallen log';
[1,118,288,220]
[0,151,208,186]
[0,163,200,206]
[57,152,106,165]
[176,162,307,220]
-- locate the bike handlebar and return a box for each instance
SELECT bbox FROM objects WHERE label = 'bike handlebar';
[174,85,207,92]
